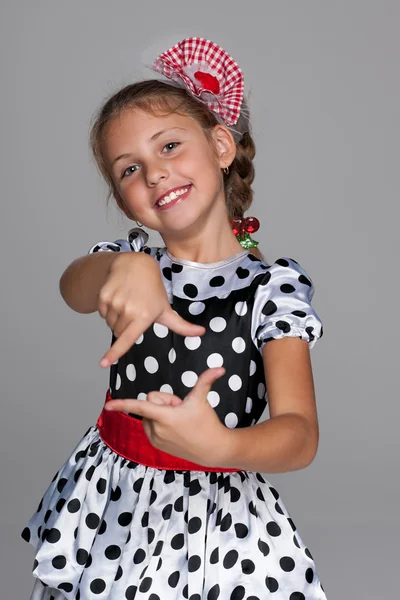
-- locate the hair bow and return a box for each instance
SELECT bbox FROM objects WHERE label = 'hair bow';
[231,217,260,249]
[152,37,244,127]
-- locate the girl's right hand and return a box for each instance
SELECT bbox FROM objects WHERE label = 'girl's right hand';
[98,252,205,367]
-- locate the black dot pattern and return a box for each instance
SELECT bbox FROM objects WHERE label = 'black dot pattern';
[23,231,326,599]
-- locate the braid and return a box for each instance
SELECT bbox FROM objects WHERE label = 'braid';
[225,131,264,259]
[226,131,255,219]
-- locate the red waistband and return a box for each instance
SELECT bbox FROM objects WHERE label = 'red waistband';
[96,390,241,472]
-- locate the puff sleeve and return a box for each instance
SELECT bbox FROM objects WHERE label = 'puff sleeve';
[252,257,323,352]
[88,227,149,254]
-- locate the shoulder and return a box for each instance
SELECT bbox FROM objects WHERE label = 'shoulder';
[251,256,323,351]
[256,256,316,297]
[87,227,161,258]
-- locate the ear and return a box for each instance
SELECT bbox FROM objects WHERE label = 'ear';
[211,124,236,169]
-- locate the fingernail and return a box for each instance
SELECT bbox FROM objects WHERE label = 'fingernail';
[100,358,109,368]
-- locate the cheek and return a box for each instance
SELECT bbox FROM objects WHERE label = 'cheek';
[191,150,221,179]
[112,196,133,221]
[182,142,217,169]
[110,181,127,209]
[120,178,144,201]
[114,186,140,217]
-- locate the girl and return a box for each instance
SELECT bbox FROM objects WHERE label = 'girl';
[22,37,327,600]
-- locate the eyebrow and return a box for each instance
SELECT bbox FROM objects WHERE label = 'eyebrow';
[111,127,187,168]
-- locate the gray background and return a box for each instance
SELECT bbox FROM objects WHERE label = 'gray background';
[1,1,398,598]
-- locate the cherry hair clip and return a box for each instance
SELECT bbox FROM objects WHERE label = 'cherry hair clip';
[231,216,260,249]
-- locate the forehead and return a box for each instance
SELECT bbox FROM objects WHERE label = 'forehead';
[104,109,201,153]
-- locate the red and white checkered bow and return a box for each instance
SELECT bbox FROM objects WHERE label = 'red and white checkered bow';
[152,37,244,127]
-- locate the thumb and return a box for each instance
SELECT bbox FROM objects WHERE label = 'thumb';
[185,367,226,402]
[159,307,206,337]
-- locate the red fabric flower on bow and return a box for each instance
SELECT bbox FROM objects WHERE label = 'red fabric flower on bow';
[152,37,244,126]
[231,217,260,237]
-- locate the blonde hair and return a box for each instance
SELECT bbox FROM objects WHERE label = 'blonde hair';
[90,80,262,258]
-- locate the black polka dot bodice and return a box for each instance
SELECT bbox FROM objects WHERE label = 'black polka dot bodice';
[90,228,323,430]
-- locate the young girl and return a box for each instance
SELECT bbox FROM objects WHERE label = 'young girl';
[21,37,327,600]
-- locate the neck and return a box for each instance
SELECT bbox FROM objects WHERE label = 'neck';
[161,201,243,264]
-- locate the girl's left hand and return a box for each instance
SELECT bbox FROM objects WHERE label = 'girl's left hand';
[104,367,230,467]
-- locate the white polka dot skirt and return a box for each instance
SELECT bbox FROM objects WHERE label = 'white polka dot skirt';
[22,425,328,599]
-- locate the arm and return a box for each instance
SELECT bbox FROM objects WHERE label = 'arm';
[60,228,152,314]
[59,252,123,314]
[59,250,206,365]
[60,251,157,314]
[102,337,320,471]
[219,337,320,473]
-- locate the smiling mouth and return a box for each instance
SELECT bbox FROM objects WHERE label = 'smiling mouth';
[155,185,192,208]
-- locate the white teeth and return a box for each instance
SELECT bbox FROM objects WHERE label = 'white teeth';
[157,187,190,206]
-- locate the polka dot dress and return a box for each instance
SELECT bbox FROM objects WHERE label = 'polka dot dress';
[22,228,327,599]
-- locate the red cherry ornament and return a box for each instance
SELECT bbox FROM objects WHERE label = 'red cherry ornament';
[231,216,260,249]
[230,216,260,237]
[244,216,260,234]
[231,217,243,237]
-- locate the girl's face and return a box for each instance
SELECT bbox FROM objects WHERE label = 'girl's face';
[103,108,234,240]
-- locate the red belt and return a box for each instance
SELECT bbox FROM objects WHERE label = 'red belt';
[96,390,241,472]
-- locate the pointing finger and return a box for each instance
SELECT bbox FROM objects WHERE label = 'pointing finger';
[104,398,167,420]
[160,309,206,337]
[99,319,152,367]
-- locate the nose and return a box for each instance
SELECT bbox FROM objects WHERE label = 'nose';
[145,161,168,187]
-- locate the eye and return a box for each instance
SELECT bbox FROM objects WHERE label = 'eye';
[162,141,180,152]
[121,165,139,179]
